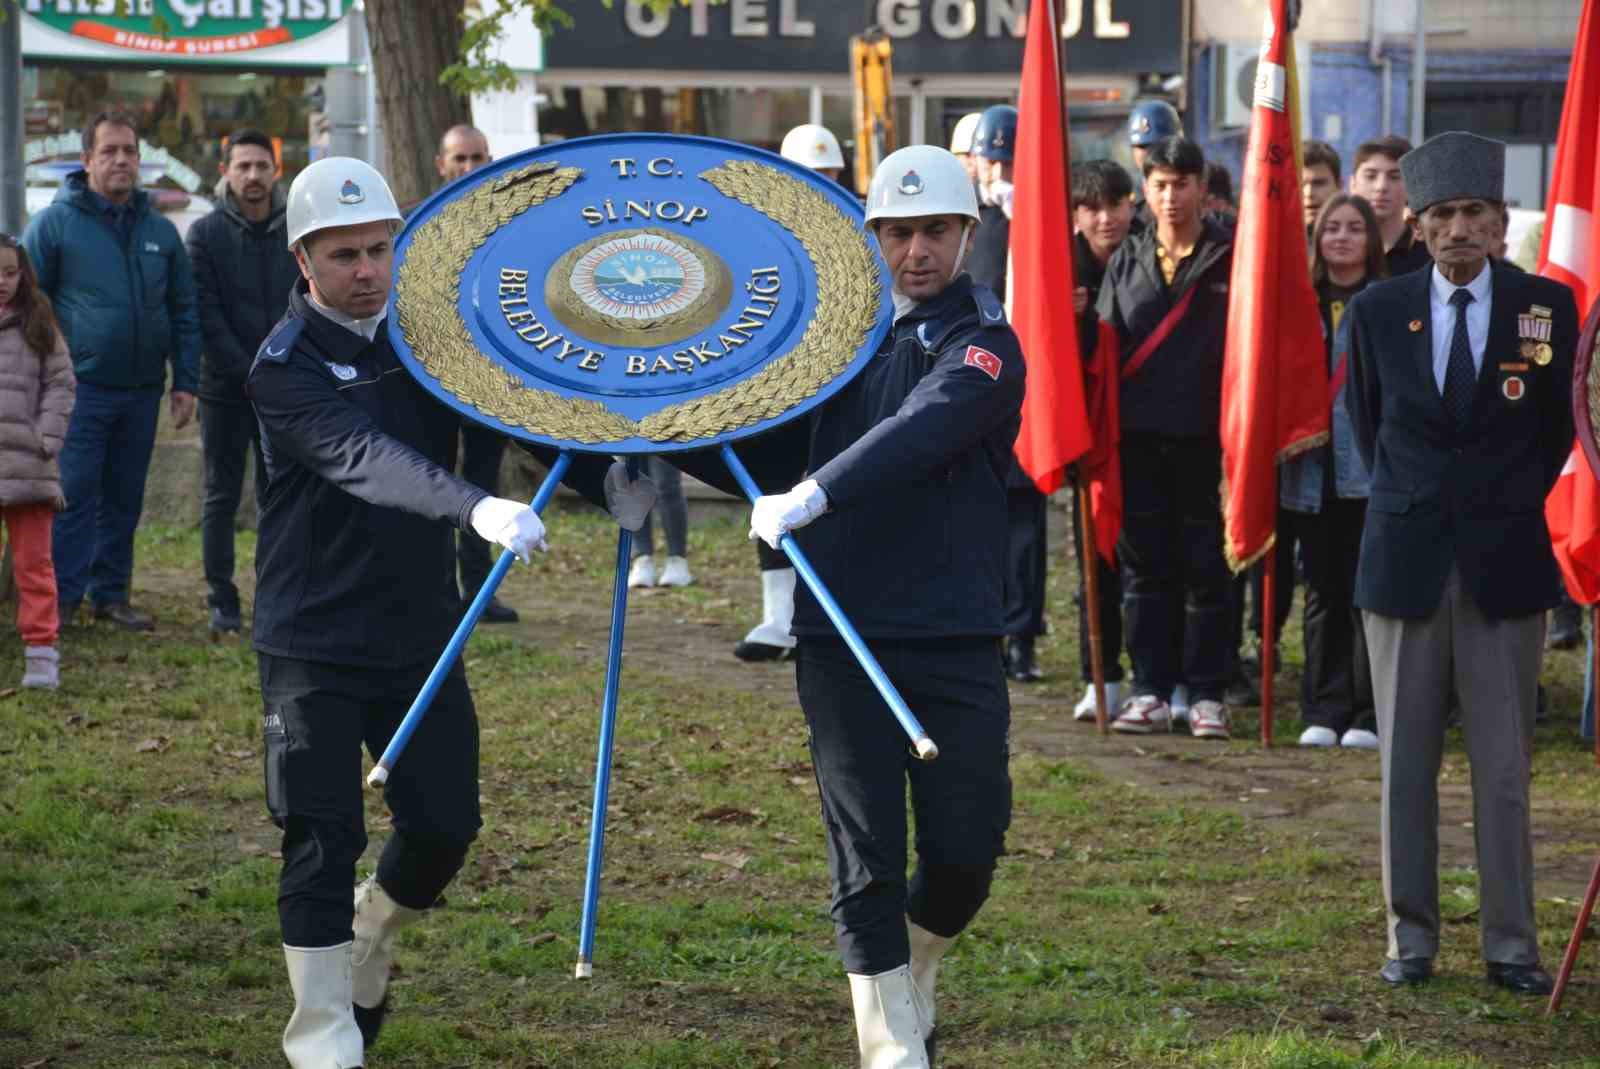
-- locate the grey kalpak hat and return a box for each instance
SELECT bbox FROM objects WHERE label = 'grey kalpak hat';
[1400,131,1506,213]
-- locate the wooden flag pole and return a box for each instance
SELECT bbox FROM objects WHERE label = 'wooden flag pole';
[1546,852,1600,1016]
[1593,605,1599,767]
[1078,481,1110,733]
[1260,546,1277,747]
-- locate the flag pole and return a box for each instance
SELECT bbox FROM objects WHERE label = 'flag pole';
[1546,851,1600,1016]
[1260,545,1276,747]
[1593,605,1599,767]
[1078,479,1110,732]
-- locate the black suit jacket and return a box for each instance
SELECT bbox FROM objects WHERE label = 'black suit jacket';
[1345,262,1576,620]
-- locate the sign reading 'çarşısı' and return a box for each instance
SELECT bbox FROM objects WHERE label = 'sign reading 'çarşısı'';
[21,0,345,57]
[391,134,894,455]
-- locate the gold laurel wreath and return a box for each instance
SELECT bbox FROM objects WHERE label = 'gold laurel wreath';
[396,158,882,444]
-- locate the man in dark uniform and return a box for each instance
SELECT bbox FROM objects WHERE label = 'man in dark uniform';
[1095,136,1236,740]
[250,157,650,1067]
[963,105,1048,682]
[1345,131,1574,996]
[681,144,1022,1068]
[433,124,520,623]
[1068,160,1135,718]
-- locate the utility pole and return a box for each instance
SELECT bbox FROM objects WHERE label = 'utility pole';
[1,0,25,236]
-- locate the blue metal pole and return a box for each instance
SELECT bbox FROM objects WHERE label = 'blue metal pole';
[718,445,938,760]
[368,451,574,788]
[575,522,633,978]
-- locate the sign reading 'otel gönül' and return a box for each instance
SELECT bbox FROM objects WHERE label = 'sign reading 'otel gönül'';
[22,0,346,57]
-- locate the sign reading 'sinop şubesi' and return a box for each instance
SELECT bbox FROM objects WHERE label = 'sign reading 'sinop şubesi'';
[21,0,347,61]
[391,134,894,454]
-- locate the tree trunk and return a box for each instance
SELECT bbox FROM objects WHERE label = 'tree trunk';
[364,0,471,208]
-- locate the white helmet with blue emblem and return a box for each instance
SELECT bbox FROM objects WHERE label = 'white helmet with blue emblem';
[285,156,403,250]
[864,144,980,227]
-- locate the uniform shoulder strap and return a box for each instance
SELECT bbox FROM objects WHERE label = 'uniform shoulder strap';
[255,316,304,365]
[913,284,1005,352]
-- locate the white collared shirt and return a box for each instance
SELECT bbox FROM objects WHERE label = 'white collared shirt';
[307,292,389,343]
[1429,261,1492,395]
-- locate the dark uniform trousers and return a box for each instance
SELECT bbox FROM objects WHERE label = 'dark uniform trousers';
[1285,495,1374,733]
[797,636,1011,975]
[261,654,482,947]
[455,422,507,600]
[199,397,266,614]
[1003,484,1048,639]
[1118,433,1233,701]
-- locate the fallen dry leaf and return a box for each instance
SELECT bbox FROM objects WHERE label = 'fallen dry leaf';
[135,736,171,754]
[700,850,752,871]
[694,805,761,825]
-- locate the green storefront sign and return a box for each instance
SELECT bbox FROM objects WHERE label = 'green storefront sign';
[21,0,345,58]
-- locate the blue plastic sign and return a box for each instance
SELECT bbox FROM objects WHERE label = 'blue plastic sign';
[390,133,894,454]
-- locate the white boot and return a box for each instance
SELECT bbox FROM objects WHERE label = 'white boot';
[907,922,955,1027]
[350,878,424,1047]
[282,943,364,1069]
[735,568,797,660]
[848,965,931,1069]
[21,645,59,690]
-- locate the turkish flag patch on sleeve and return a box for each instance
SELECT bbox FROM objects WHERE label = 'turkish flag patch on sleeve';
[963,345,1002,381]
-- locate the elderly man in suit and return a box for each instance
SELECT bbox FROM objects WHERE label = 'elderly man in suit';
[1345,132,1576,995]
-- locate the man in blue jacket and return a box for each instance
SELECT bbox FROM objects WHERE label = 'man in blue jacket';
[22,112,201,630]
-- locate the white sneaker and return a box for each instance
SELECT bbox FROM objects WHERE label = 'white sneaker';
[1112,694,1172,734]
[1298,725,1338,747]
[1073,681,1122,722]
[21,645,59,690]
[1340,727,1380,750]
[627,555,656,588]
[1170,684,1191,723]
[657,555,693,587]
[1188,700,1231,740]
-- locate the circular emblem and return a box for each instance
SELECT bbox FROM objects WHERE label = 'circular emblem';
[899,170,925,196]
[1520,339,1538,359]
[324,361,358,382]
[546,229,731,348]
[338,179,365,205]
[1502,375,1525,401]
[1534,342,1554,366]
[391,133,892,453]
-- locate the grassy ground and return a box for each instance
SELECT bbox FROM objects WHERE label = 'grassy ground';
[2,506,1599,1068]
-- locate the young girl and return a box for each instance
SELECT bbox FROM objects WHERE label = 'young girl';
[0,234,76,689]
[1280,195,1386,749]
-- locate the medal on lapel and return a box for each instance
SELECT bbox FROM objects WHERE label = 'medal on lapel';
[1520,306,1554,365]
[1502,375,1526,401]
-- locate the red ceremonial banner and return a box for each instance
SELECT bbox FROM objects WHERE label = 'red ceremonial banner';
[1219,0,1330,573]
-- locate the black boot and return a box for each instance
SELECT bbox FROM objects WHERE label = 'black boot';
[1005,636,1042,682]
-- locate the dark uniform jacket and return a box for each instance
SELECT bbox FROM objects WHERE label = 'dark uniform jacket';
[965,203,1011,304]
[682,276,1025,639]
[1345,262,1576,620]
[185,183,300,401]
[248,282,495,669]
[1095,217,1234,439]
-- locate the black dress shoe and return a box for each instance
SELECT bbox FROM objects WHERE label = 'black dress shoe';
[734,640,794,662]
[1486,962,1554,995]
[479,596,519,624]
[95,602,154,631]
[1379,957,1433,985]
[1005,636,1043,682]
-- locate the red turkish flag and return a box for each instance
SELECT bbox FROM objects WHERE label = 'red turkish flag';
[1219,0,1329,572]
[1543,0,1600,604]
[1009,0,1092,494]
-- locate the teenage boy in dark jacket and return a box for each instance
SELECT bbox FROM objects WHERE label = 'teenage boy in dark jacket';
[186,128,300,635]
[1095,136,1236,740]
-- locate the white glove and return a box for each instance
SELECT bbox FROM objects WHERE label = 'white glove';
[604,461,659,532]
[469,496,548,561]
[749,479,829,550]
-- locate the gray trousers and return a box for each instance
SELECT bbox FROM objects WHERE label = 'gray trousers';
[1363,567,1543,966]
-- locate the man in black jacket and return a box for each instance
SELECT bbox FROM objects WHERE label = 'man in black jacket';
[681,144,1022,1068]
[250,157,650,1068]
[1095,136,1236,740]
[1345,132,1573,996]
[186,129,300,636]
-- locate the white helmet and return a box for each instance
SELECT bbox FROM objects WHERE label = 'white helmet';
[949,112,983,155]
[286,156,403,249]
[865,145,979,226]
[780,124,845,171]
